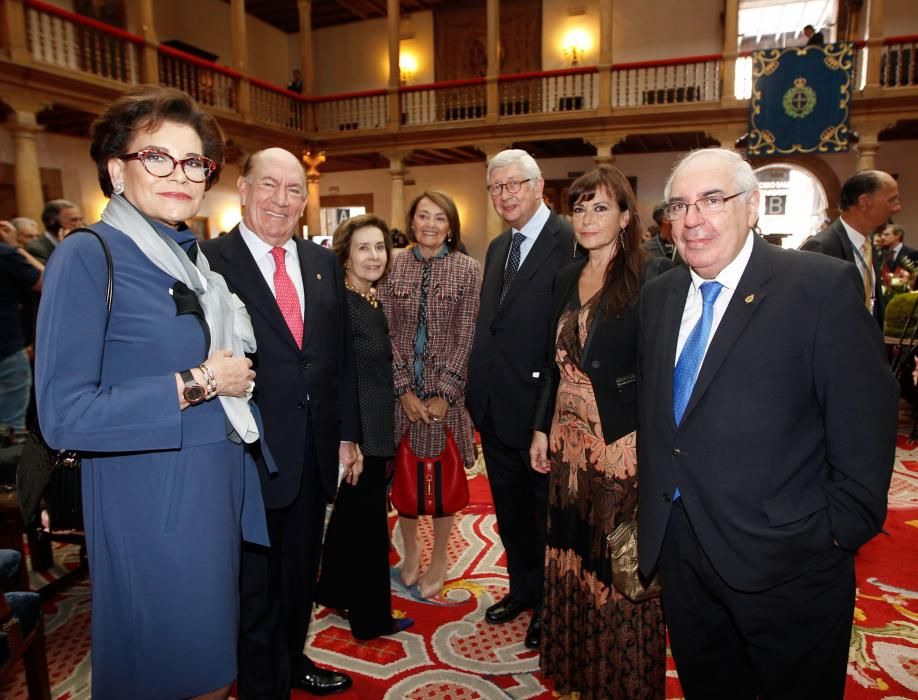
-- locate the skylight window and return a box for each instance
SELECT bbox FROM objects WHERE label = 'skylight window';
[738,0,836,51]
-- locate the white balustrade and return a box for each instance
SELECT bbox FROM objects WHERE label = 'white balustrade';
[158,50,238,112]
[27,5,139,84]
[315,93,387,132]
[613,57,721,108]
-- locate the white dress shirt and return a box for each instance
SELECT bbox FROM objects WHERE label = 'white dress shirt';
[675,231,755,366]
[839,216,871,281]
[238,222,305,317]
[506,202,551,270]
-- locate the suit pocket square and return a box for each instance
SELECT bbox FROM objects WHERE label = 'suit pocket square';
[170,281,203,318]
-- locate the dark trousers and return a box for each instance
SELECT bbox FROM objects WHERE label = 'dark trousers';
[660,501,855,700]
[481,416,548,612]
[237,444,326,700]
[316,454,394,639]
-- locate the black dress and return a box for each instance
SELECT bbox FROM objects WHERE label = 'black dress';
[316,289,396,639]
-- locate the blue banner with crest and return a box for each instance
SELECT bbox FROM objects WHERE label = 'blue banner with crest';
[748,43,854,155]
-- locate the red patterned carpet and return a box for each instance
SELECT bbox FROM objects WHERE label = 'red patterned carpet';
[2,412,918,699]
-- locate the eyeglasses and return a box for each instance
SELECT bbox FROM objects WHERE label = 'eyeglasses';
[120,149,217,183]
[664,191,747,221]
[487,179,532,196]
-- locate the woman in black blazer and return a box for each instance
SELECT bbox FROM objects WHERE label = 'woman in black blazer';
[316,214,413,640]
[529,167,669,699]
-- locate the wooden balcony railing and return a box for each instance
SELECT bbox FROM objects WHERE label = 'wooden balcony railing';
[158,45,240,113]
[314,89,388,131]
[8,1,901,142]
[499,66,598,116]
[401,78,486,125]
[612,54,722,108]
[251,79,309,131]
[882,35,918,87]
[26,0,141,85]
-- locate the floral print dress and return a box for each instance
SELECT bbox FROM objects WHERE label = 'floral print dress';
[540,294,665,700]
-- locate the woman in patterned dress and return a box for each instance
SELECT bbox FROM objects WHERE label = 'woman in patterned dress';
[530,167,668,699]
[316,214,414,639]
[378,191,481,599]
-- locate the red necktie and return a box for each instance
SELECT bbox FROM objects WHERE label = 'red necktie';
[270,247,303,349]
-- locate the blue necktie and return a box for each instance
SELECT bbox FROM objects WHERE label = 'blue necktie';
[673,281,723,425]
[500,231,525,304]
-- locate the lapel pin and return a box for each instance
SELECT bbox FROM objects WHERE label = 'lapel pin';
[316,273,322,280]
[745,294,755,304]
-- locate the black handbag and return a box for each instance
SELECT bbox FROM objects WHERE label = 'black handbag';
[16,228,113,533]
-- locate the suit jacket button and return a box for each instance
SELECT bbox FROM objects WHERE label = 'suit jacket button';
[301,360,310,369]
[672,448,681,456]
[297,401,306,410]
[591,360,600,369]
[491,329,497,336]
[662,493,671,503]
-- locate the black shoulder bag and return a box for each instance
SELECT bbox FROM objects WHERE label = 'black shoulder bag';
[17,228,113,532]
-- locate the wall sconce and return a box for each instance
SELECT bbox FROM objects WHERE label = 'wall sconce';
[561,29,590,66]
[399,52,418,85]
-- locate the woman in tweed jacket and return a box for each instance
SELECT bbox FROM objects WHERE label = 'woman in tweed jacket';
[378,190,482,599]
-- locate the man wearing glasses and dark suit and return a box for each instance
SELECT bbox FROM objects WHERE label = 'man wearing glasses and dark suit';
[467,149,575,651]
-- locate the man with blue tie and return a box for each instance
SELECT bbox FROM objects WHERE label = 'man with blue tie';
[637,148,898,699]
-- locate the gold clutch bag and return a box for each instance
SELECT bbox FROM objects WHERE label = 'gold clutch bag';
[607,520,662,602]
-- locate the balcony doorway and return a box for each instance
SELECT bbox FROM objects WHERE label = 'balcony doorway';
[754,163,828,249]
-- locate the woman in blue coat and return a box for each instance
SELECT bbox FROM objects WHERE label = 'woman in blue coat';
[35,86,267,700]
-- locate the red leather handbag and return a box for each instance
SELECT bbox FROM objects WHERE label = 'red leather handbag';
[391,426,469,517]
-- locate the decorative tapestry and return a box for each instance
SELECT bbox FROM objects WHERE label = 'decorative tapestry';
[748,43,854,155]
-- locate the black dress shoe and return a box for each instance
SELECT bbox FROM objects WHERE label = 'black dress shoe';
[485,594,527,624]
[524,613,541,650]
[293,665,353,696]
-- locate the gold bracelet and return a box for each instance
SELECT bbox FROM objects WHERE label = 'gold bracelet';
[198,363,218,399]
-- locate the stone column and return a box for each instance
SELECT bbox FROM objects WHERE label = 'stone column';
[707,128,740,150]
[6,111,45,224]
[386,0,401,131]
[485,0,500,123]
[137,0,159,84]
[0,0,31,64]
[721,0,740,104]
[229,0,251,119]
[864,0,886,93]
[385,152,410,231]
[482,144,510,241]
[596,0,613,114]
[586,134,625,166]
[297,0,316,131]
[303,150,325,238]
[855,133,880,171]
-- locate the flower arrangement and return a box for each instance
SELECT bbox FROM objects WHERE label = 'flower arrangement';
[881,256,918,303]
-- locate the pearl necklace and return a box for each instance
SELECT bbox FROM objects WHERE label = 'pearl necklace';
[345,280,379,308]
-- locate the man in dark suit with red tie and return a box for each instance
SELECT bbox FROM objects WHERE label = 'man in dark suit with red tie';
[638,148,897,699]
[466,149,575,650]
[202,148,361,698]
